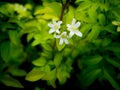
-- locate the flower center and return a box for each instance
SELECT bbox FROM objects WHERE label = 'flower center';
[54,25,59,30]
[61,33,67,39]
[71,26,76,30]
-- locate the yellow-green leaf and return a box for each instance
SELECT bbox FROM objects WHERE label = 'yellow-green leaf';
[0,74,24,88]
[98,13,106,25]
[32,57,47,66]
[87,25,101,41]
[54,53,63,67]
[25,67,45,82]
[42,69,56,80]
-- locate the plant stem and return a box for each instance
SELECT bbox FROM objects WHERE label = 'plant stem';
[60,0,64,6]
[60,0,70,20]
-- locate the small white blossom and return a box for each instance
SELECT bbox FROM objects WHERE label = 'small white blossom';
[67,18,82,38]
[48,20,62,34]
[54,32,69,45]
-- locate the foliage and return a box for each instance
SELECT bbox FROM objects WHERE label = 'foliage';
[0,0,120,89]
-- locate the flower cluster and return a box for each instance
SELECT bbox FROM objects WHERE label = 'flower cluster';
[48,18,82,45]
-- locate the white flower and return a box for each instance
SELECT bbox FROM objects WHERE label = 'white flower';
[54,32,69,45]
[67,18,82,38]
[48,20,62,34]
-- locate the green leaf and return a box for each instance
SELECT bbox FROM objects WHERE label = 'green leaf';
[34,5,51,15]
[8,68,27,76]
[76,0,92,11]
[32,39,41,46]
[32,57,47,66]
[98,13,106,25]
[32,31,53,46]
[87,25,101,41]
[112,21,120,26]
[27,33,34,42]
[0,3,14,16]
[9,43,23,59]
[99,1,109,11]
[34,87,41,90]
[106,43,120,52]
[0,42,23,63]
[0,41,10,62]
[54,53,63,67]
[57,65,70,84]
[64,6,74,24]
[80,24,92,37]
[117,74,120,79]
[56,39,65,51]
[81,55,103,66]
[106,57,120,68]
[8,18,24,28]
[43,65,51,73]
[75,0,85,4]
[40,14,58,20]
[42,68,56,80]
[102,38,111,47]
[75,10,89,22]
[44,2,61,18]
[104,69,120,90]
[25,67,45,82]
[0,74,24,88]
[88,3,98,23]
[8,30,19,45]
[112,11,120,20]
[104,24,116,34]
[42,43,52,51]
[41,50,53,59]
[34,2,61,20]
[80,69,101,87]
[65,58,73,72]
[117,26,120,32]
[41,66,57,88]
[47,79,56,88]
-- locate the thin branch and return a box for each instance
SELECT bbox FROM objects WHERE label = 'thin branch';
[60,0,70,20]
[60,0,64,6]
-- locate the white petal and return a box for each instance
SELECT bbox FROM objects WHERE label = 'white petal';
[69,31,74,38]
[58,21,62,25]
[75,30,82,37]
[52,19,56,24]
[48,23,53,27]
[64,39,69,44]
[54,34,60,38]
[75,22,81,28]
[62,31,67,35]
[67,24,71,28]
[49,29,55,34]
[59,38,63,45]
[56,29,60,34]
[72,18,76,25]
[67,25,72,31]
